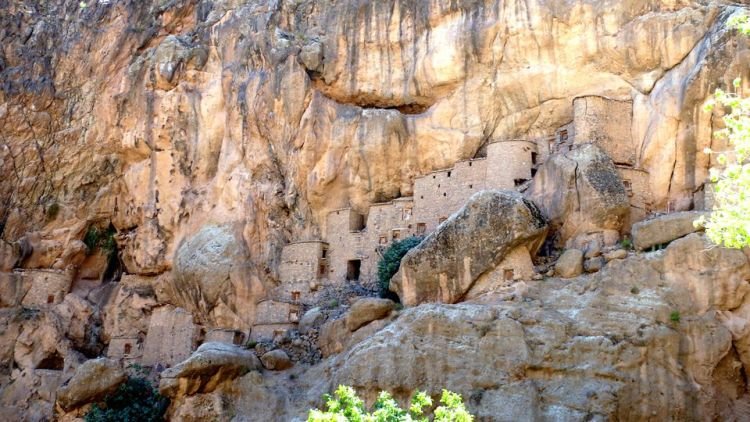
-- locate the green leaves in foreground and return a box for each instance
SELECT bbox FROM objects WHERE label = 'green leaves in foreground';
[697,14,750,249]
[307,385,474,422]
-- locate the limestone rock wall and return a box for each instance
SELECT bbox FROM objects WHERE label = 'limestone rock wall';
[1,0,748,285]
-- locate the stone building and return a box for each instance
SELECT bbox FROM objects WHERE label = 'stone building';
[251,299,302,341]
[141,306,199,367]
[276,241,328,302]
[19,269,73,307]
[107,336,143,362]
[204,328,246,346]
[572,96,635,166]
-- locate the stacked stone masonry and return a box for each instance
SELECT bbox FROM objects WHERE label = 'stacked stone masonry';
[277,96,649,308]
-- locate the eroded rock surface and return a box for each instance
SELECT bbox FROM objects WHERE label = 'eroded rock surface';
[392,190,547,306]
[56,358,125,411]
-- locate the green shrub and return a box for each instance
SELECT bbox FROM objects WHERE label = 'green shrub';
[83,225,117,256]
[307,385,474,422]
[670,310,681,323]
[84,376,169,422]
[377,236,422,297]
[45,203,60,221]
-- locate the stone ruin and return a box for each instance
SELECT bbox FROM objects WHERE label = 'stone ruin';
[273,95,651,319]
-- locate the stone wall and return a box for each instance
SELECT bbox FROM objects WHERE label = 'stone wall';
[573,96,634,165]
[325,209,369,284]
[107,336,143,361]
[413,158,488,234]
[618,166,652,227]
[252,300,302,341]
[205,328,246,346]
[141,306,199,367]
[19,270,72,307]
[485,140,537,189]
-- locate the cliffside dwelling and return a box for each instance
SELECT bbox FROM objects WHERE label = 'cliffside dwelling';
[268,96,649,337]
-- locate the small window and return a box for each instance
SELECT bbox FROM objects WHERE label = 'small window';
[531,168,537,177]
[47,295,54,304]
[447,171,452,177]
[623,180,633,197]
[504,269,514,281]
[402,208,412,220]
[433,175,436,179]
[443,192,447,197]
[417,223,426,235]
[233,331,244,345]
[420,196,424,199]
[560,130,568,142]
[289,310,300,322]
[392,230,401,241]
[379,235,387,244]
[469,184,473,189]
[124,343,132,355]
[439,217,447,224]
[318,263,326,277]
[321,247,327,259]
[469,161,472,167]
[438,184,441,188]
[350,213,366,231]
[531,152,538,165]
[514,178,528,187]
[291,291,301,302]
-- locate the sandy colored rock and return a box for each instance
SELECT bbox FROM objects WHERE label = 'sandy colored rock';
[392,191,547,306]
[299,307,325,334]
[56,358,125,411]
[527,144,629,241]
[604,249,628,262]
[260,349,293,371]
[345,298,395,332]
[584,256,606,273]
[159,342,261,399]
[555,249,584,278]
[632,211,707,251]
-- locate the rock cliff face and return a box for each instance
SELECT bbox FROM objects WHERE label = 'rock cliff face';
[2,0,750,420]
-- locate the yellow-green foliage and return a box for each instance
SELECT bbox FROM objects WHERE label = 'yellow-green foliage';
[307,385,474,422]
[697,15,750,249]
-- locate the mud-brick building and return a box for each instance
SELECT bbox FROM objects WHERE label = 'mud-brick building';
[277,241,329,301]
[19,269,73,307]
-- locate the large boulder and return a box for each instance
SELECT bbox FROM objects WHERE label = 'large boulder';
[168,224,264,330]
[555,249,584,278]
[391,190,547,306]
[632,211,706,251]
[159,342,261,399]
[345,298,395,331]
[56,358,126,411]
[260,349,293,371]
[527,143,629,242]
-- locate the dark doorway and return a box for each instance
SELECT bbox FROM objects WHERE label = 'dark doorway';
[347,260,361,281]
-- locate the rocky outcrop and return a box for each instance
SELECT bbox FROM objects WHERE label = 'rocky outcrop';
[391,190,547,306]
[56,358,125,411]
[345,298,395,332]
[159,342,261,399]
[555,249,584,278]
[167,224,265,330]
[260,349,293,371]
[527,143,629,242]
[632,211,707,250]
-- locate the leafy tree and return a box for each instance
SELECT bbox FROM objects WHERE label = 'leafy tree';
[307,385,474,422]
[84,376,169,422]
[697,14,750,249]
[377,236,422,297]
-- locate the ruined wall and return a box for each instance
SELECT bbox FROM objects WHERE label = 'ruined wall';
[107,337,143,362]
[573,96,634,166]
[618,166,653,227]
[279,241,327,284]
[205,329,245,346]
[252,300,301,341]
[19,270,73,307]
[141,306,198,367]
[325,209,369,284]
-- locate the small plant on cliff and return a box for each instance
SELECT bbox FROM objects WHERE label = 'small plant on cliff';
[83,225,117,256]
[697,14,750,249]
[84,376,169,422]
[670,310,681,324]
[307,385,474,422]
[377,236,423,298]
